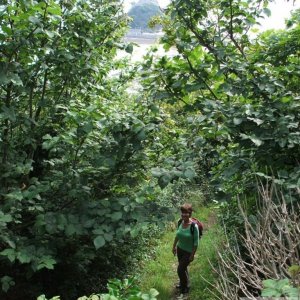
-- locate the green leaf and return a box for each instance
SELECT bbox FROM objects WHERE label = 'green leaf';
[0,212,12,223]
[45,30,55,38]
[151,168,162,177]
[29,16,40,24]
[47,5,62,15]
[262,279,278,289]
[183,168,195,179]
[149,288,159,297]
[1,276,15,293]
[65,224,76,236]
[17,251,31,263]
[286,287,300,297]
[261,288,282,297]
[85,38,93,47]
[263,8,271,17]
[240,134,263,146]
[130,227,140,238]
[247,117,264,125]
[276,278,290,290]
[36,256,56,270]
[110,212,122,221]
[158,174,171,189]
[125,43,134,54]
[185,83,204,92]
[0,69,9,85]
[104,233,113,242]
[2,105,16,122]
[93,236,105,249]
[233,118,243,125]
[0,249,16,262]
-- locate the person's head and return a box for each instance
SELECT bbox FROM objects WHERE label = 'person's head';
[180,203,193,217]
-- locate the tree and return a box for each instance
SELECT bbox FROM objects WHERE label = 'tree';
[0,1,171,298]
[141,0,300,200]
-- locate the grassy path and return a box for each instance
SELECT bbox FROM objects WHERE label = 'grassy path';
[138,204,222,300]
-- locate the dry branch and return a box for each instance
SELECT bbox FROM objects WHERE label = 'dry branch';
[207,183,300,299]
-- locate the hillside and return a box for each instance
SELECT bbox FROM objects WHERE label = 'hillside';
[127,0,162,31]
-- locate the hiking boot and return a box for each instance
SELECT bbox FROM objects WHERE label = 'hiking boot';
[180,287,189,294]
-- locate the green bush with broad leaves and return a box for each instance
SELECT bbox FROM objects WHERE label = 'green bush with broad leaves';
[140,0,300,202]
[261,279,300,299]
[0,0,173,299]
[266,265,300,299]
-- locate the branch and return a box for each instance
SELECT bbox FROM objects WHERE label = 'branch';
[184,55,219,100]
[228,0,247,59]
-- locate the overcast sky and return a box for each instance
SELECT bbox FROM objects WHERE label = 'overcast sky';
[124,0,300,30]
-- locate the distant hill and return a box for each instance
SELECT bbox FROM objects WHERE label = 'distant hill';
[127,0,162,32]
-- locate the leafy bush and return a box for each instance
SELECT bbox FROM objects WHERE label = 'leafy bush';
[252,264,300,298]
[261,278,300,299]
[140,0,300,202]
[37,277,159,300]
[0,0,173,298]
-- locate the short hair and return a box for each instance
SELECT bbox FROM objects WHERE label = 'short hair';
[180,203,193,214]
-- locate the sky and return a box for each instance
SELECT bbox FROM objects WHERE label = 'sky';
[259,0,300,29]
[124,0,300,30]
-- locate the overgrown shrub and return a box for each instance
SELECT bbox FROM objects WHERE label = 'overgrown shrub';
[38,277,159,300]
[0,1,173,299]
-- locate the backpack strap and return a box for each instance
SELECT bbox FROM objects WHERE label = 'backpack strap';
[177,219,183,228]
[190,222,195,234]
[190,222,195,245]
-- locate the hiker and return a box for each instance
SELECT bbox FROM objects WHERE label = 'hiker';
[172,203,199,294]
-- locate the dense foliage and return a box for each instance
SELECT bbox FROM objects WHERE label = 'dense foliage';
[141,0,300,202]
[139,0,300,297]
[38,277,159,300]
[0,0,173,298]
[1,0,300,298]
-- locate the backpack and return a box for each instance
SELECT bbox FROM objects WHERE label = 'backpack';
[177,217,203,239]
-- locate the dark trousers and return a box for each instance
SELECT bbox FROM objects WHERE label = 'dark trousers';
[177,247,191,290]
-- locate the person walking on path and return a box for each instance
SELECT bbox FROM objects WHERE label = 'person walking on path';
[172,203,199,295]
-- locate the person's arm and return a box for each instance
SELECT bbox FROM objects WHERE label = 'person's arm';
[172,236,178,255]
[190,225,199,261]
[189,246,197,262]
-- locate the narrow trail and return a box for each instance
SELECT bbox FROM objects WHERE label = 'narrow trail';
[138,202,222,300]
[170,210,219,300]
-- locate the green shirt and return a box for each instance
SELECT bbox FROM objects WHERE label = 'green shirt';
[176,223,199,253]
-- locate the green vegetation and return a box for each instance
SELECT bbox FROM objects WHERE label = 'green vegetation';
[138,0,300,297]
[38,278,159,300]
[141,1,300,202]
[0,0,299,298]
[261,264,300,298]
[0,0,171,298]
[262,278,300,299]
